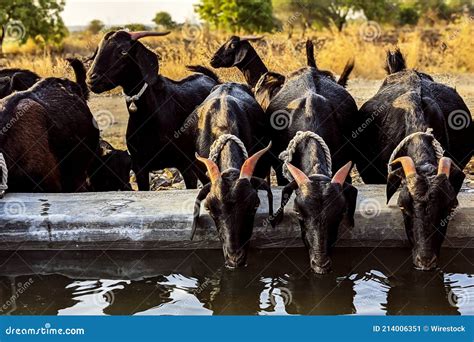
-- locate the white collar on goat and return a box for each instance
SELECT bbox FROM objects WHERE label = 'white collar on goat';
[122,82,148,112]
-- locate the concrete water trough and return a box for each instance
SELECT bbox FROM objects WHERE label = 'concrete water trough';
[0,185,472,250]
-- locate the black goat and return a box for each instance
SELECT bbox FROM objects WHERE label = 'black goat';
[357,49,469,270]
[357,49,473,183]
[273,134,357,274]
[305,40,354,88]
[88,140,132,191]
[0,59,99,192]
[254,40,354,112]
[210,36,268,89]
[0,68,40,98]
[87,30,219,190]
[256,65,359,185]
[189,83,273,268]
[211,36,354,93]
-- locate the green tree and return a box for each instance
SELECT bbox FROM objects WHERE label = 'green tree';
[123,23,149,31]
[196,0,275,33]
[87,19,105,34]
[353,0,399,23]
[153,11,176,29]
[397,2,419,26]
[0,0,67,53]
[273,0,359,32]
[415,0,472,21]
[110,23,150,32]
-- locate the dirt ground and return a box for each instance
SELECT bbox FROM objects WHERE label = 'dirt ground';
[87,75,474,190]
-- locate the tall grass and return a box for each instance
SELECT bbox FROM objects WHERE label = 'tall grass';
[1,19,473,81]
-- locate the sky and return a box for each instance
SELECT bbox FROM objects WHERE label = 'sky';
[62,0,200,27]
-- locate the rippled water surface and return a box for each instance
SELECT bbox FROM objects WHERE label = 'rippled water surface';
[0,248,472,315]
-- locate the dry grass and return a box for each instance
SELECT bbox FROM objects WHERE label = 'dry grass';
[1,20,472,186]
[1,20,473,81]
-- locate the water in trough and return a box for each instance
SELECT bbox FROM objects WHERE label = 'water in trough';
[0,248,472,315]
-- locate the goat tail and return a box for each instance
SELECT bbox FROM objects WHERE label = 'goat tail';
[306,39,317,69]
[384,48,406,75]
[186,65,220,83]
[337,58,355,88]
[66,57,89,100]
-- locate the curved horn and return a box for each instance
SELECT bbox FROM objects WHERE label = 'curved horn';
[195,153,221,184]
[331,161,352,185]
[129,31,170,40]
[391,156,416,177]
[240,142,272,180]
[286,163,310,188]
[437,157,451,177]
[240,35,264,42]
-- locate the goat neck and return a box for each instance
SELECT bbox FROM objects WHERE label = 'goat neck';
[403,135,439,176]
[298,139,331,177]
[120,67,155,98]
[216,140,247,172]
[236,44,268,89]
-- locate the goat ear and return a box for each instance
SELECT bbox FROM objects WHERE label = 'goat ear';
[448,162,465,195]
[250,177,274,226]
[386,168,404,204]
[133,44,160,85]
[269,180,297,227]
[343,183,358,228]
[190,183,211,240]
[233,42,249,66]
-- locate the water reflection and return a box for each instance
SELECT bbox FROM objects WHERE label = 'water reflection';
[384,270,460,315]
[283,274,356,315]
[0,248,471,315]
[0,275,77,315]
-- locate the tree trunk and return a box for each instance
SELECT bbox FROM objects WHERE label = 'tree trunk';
[0,25,5,57]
